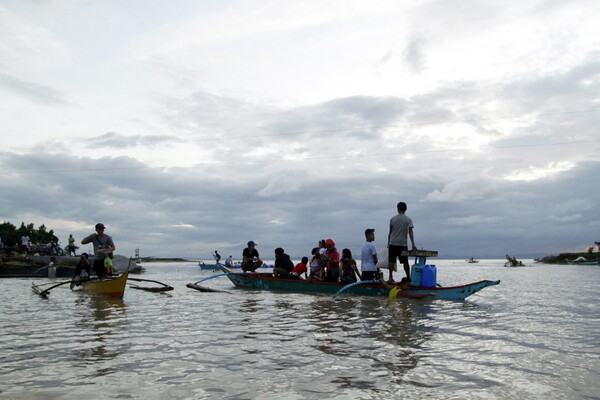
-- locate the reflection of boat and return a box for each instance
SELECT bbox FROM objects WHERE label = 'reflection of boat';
[218,266,500,300]
[466,257,479,263]
[80,272,128,298]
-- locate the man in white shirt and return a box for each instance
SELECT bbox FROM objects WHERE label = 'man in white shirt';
[360,228,379,280]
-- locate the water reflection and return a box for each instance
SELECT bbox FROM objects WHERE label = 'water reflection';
[302,297,434,389]
[71,295,128,370]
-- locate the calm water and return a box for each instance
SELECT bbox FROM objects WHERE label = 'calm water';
[0,260,598,400]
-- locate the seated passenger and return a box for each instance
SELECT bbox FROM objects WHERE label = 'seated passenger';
[242,241,263,272]
[339,248,360,283]
[308,248,325,281]
[273,247,294,278]
[289,257,309,279]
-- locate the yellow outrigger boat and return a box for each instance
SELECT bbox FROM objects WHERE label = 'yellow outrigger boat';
[80,271,128,298]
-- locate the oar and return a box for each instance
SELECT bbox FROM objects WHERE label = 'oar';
[331,280,379,299]
[186,273,230,292]
[127,277,174,292]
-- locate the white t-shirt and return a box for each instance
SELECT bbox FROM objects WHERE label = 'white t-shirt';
[21,236,30,246]
[361,241,378,271]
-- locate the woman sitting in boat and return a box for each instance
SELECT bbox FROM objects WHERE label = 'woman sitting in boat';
[289,256,309,279]
[339,248,360,283]
[308,248,325,281]
[323,238,340,282]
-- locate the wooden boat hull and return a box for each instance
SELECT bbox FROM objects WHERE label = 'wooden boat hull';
[81,272,128,298]
[220,267,499,300]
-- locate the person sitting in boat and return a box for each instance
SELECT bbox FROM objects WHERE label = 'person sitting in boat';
[273,247,294,278]
[340,248,360,283]
[323,238,340,282]
[308,248,325,281]
[225,255,233,267]
[382,278,438,299]
[289,256,309,279]
[70,253,91,289]
[242,241,263,272]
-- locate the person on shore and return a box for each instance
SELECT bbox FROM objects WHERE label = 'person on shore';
[382,278,438,299]
[66,234,78,256]
[273,247,294,278]
[242,241,263,272]
[81,223,115,279]
[340,248,360,283]
[70,253,91,289]
[388,202,416,283]
[290,256,309,279]
[20,234,30,254]
[323,238,340,282]
[361,228,379,281]
[308,248,325,281]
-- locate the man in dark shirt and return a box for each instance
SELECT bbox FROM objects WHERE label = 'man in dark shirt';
[273,247,294,278]
[242,241,263,272]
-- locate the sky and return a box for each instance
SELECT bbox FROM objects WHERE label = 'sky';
[1,0,599,260]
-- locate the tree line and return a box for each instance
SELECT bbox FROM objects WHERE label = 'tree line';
[0,221,59,246]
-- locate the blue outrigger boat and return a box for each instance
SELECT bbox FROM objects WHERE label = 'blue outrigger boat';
[212,250,500,300]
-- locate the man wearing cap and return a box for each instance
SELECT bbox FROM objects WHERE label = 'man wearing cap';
[242,241,263,272]
[81,223,116,279]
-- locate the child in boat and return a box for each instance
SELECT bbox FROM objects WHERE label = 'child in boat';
[289,256,309,279]
[382,278,438,299]
[339,248,360,283]
[308,248,325,281]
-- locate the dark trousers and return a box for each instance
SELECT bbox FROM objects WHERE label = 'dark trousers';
[93,258,106,278]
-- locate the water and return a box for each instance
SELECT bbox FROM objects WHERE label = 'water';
[1,260,598,399]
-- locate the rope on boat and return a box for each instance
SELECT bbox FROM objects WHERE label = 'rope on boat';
[127,277,174,292]
[186,273,231,292]
[331,280,379,299]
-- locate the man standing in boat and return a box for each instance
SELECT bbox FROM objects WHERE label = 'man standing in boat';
[81,223,115,279]
[388,202,416,283]
[242,241,263,272]
[361,228,379,281]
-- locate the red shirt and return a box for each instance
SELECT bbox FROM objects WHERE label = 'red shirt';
[291,262,307,275]
[325,249,340,271]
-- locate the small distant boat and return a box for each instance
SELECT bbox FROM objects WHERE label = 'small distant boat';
[80,272,128,298]
[466,257,479,263]
[199,262,221,270]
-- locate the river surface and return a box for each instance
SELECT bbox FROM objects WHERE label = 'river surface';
[0,260,598,399]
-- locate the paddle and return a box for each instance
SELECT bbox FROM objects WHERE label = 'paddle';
[331,280,379,299]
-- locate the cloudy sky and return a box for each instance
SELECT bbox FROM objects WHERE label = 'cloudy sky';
[1,0,599,260]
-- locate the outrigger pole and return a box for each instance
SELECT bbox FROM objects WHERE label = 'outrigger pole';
[186,273,230,292]
[332,280,379,299]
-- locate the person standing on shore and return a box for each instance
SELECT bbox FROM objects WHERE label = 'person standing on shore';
[387,202,416,283]
[361,228,379,281]
[81,223,115,279]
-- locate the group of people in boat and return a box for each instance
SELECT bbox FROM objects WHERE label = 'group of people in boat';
[238,201,437,300]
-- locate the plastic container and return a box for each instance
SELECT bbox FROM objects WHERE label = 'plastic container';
[422,264,437,288]
[410,263,424,286]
